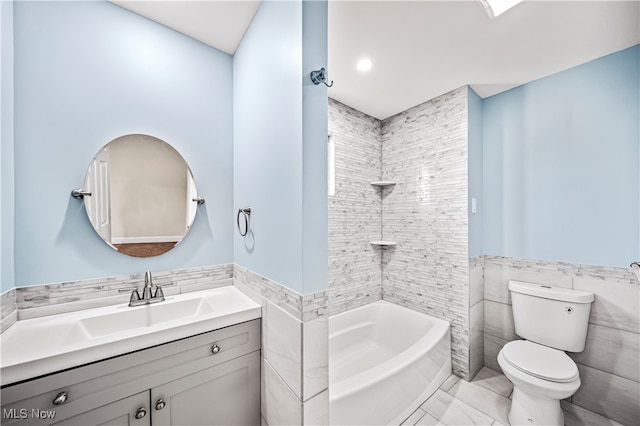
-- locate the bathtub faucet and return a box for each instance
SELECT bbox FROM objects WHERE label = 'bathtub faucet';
[129,271,165,307]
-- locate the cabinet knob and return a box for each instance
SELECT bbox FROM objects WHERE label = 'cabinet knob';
[211,344,220,354]
[135,407,147,419]
[52,391,69,406]
[155,398,166,411]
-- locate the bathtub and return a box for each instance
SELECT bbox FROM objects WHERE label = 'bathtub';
[329,300,451,425]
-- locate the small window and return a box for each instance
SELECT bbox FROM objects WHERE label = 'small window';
[328,134,336,196]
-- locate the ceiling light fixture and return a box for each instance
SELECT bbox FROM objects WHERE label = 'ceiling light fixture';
[479,0,523,18]
[356,58,372,72]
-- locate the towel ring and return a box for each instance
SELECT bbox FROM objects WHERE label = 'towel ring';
[237,207,251,237]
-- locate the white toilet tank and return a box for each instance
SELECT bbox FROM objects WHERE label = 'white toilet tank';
[508,281,594,352]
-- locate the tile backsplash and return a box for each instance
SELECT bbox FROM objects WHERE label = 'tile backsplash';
[12,264,233,320]
[1,289,17,333]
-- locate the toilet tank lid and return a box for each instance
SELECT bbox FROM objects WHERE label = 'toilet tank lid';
[508,281,594,303]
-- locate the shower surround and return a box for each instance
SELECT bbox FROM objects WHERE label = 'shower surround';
[328,86,475,379]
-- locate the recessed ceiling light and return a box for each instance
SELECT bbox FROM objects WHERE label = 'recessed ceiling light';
[356,58,372,72]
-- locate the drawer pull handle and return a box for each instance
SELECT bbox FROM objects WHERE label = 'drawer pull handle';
[52,391,69,406]
[211,344,221,354]
[155,398,166,410]
[135,407,147,419]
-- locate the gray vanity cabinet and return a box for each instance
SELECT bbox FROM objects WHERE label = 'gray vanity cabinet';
[151,351,260,426]
[1,319,260,426]
[52,391,150,426]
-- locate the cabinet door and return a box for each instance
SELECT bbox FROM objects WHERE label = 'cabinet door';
[51,391,150,426]
[151,351,260,426]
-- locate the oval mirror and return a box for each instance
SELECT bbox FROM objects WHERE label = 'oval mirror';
[81,134,200,257]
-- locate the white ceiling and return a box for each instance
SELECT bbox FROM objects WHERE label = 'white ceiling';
[115,1,640,120]
[112,0,261,55]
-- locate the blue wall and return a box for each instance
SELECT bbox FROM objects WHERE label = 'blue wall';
[468,87,483,259]
[301,0,328,294]
[12,1,234,286]
[233,0,303,293]
[482,45,639,267]
[233,0,328,294]
[1,1,15,293]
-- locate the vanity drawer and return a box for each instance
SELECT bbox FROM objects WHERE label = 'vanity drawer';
[1,319,260,425]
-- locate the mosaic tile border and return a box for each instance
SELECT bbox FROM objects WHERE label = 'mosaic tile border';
[233,264,328,321]
[483,255,638,286]
[13,264,233,320]
[2,263,329,332]
[1,289,17,333]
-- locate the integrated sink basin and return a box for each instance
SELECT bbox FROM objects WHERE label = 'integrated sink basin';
[79,297,215,339]
[0,286,261,386]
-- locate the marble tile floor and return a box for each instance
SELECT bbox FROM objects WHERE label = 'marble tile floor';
[400,367,624,426]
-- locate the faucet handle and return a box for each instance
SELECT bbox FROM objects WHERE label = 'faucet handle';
[129,288,141,303]
[154,286,165,301]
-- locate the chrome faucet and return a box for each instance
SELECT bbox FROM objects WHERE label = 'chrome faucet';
[129,271,165,307]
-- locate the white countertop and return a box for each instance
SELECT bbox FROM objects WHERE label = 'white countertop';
[0,286,261,386]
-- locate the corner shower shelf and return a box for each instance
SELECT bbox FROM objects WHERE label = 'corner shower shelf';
[371,241,397,246]
[371,182,397,247]
[370,181,396,187]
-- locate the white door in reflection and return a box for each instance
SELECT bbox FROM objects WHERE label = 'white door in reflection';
[86,146,112,244]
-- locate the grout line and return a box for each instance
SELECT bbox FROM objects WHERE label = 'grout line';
[585,320,640,334]
[573,361,640,385]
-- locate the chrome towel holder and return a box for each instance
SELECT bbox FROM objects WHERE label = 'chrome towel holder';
[237,207,251,236]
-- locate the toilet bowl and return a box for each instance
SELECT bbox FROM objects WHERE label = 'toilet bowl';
[499,281,594,426]
[498,340,580,425]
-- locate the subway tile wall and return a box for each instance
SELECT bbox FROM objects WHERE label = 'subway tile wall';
[483,255,640,426]
[327,99,383,316]
[380,87,471,379]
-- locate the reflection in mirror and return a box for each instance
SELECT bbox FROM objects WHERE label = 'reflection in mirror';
[83,134,199,257]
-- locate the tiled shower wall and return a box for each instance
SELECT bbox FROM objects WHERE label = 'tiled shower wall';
[482,256,640,425]
[327,99,383,316]
[381,87,471,379]
[328,87,473,379]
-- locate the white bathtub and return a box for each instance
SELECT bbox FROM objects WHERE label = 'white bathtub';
[329,300,451,425]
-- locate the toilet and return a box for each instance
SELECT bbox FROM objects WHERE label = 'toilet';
[497,280,594,426]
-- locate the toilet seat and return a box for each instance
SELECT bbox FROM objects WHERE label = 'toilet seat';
[501,340,579,383]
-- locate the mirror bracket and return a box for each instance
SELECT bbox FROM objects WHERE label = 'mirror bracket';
[192,197,205,205]
[71,188,92,200]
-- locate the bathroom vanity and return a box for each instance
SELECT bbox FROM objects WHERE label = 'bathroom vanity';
[0,287,261,426]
